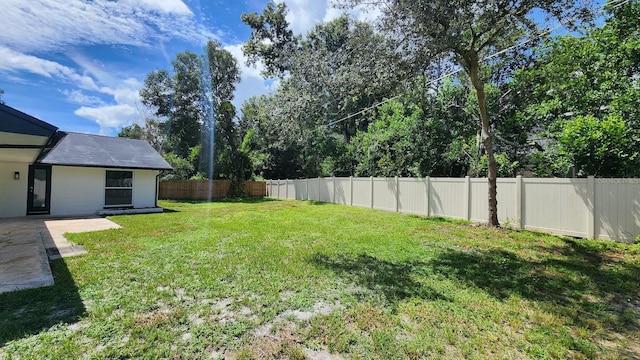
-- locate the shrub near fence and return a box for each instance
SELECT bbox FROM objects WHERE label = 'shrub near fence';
[266,176,640,243]
[159,180,266,200]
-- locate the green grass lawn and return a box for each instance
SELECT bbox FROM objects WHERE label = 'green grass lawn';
[1,200,639,359]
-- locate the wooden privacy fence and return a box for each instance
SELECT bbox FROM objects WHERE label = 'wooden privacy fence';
[159,180,266,200]
[266,176,640,243]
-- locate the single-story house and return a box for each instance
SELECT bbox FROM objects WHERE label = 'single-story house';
[0,103,173,218]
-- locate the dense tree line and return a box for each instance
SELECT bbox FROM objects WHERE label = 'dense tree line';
[124,0,638,222]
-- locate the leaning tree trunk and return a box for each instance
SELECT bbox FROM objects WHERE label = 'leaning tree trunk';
[467,55,499,227]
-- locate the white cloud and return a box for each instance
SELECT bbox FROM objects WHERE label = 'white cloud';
[0,46,99,91]
[63,89,106,106]
[274,0,382,35]
[100,82,142,106]
[75,79,145,132]
[0,0,213,53]
[128,0,192,15]
[75,104,138,130]
[275,0,328,34]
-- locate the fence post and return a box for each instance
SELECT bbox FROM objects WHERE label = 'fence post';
[277,179,280,198]
[332,176,336,203]
[306,178,309,201]
[317,177,321,201]
[516,175,523,229]
[587,176,595,239]
[370,176,374,209]
[395,176,400,212]
[464,176,471,221]
[425,176,430,217]
[349,176,353,206]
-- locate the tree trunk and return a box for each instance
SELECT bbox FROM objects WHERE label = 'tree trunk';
[467,56,499,227]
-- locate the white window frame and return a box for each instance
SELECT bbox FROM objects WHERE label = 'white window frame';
[104,170,134,208]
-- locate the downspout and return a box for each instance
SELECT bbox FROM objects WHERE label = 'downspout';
[155,171,164,208]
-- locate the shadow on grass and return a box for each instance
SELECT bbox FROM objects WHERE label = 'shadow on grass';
[0,258,85,345]
[311,239,639,336]
[430,238,640,333]
[306,200,330,206]
[311,253,449,305]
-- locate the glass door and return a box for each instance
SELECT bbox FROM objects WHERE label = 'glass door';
[27,165,52,215]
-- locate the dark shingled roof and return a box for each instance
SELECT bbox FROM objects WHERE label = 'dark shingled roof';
[40,132,173,170]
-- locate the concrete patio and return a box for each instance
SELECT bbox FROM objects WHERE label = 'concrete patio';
[0,216,120,294]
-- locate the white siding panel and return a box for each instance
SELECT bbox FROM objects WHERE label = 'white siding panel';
[318,178,334,202]
[522,178,588,237]
[469,179,487,222]
[0,162,29,217]
[291,179,307,200]
[596,179,640,242]
[430,178,466,219]
[267,181,274,197]
[372,178,396,211]
[286,180,296,200]
[308,179,320,201]
[277,180,287,199]
[334,178,351,205]
[497,179,517,225]
[398,178,427,215]
[351,178,370,208]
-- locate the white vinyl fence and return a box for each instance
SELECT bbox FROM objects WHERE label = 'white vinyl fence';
[266,176,640,243]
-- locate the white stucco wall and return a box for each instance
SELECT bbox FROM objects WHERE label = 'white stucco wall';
[50,166,160,216]
[0,161,29,217]
[50,166,105,216]
[133,170,159,208]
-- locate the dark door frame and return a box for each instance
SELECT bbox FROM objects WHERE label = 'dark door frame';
[27,164,52,215]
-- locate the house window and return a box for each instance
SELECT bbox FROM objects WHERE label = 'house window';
[105,170,133,207]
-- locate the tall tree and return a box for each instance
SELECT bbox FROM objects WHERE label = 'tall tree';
[339,0,593,226]
[205,40,241,110]
[139,43,242,180]
[241,2,298,78]
[139,53,203,160]
[200,40,241,179]
[169,51,204,159]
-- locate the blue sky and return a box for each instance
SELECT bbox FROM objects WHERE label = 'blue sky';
[1,1,604,136]
[0,0,378,135]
